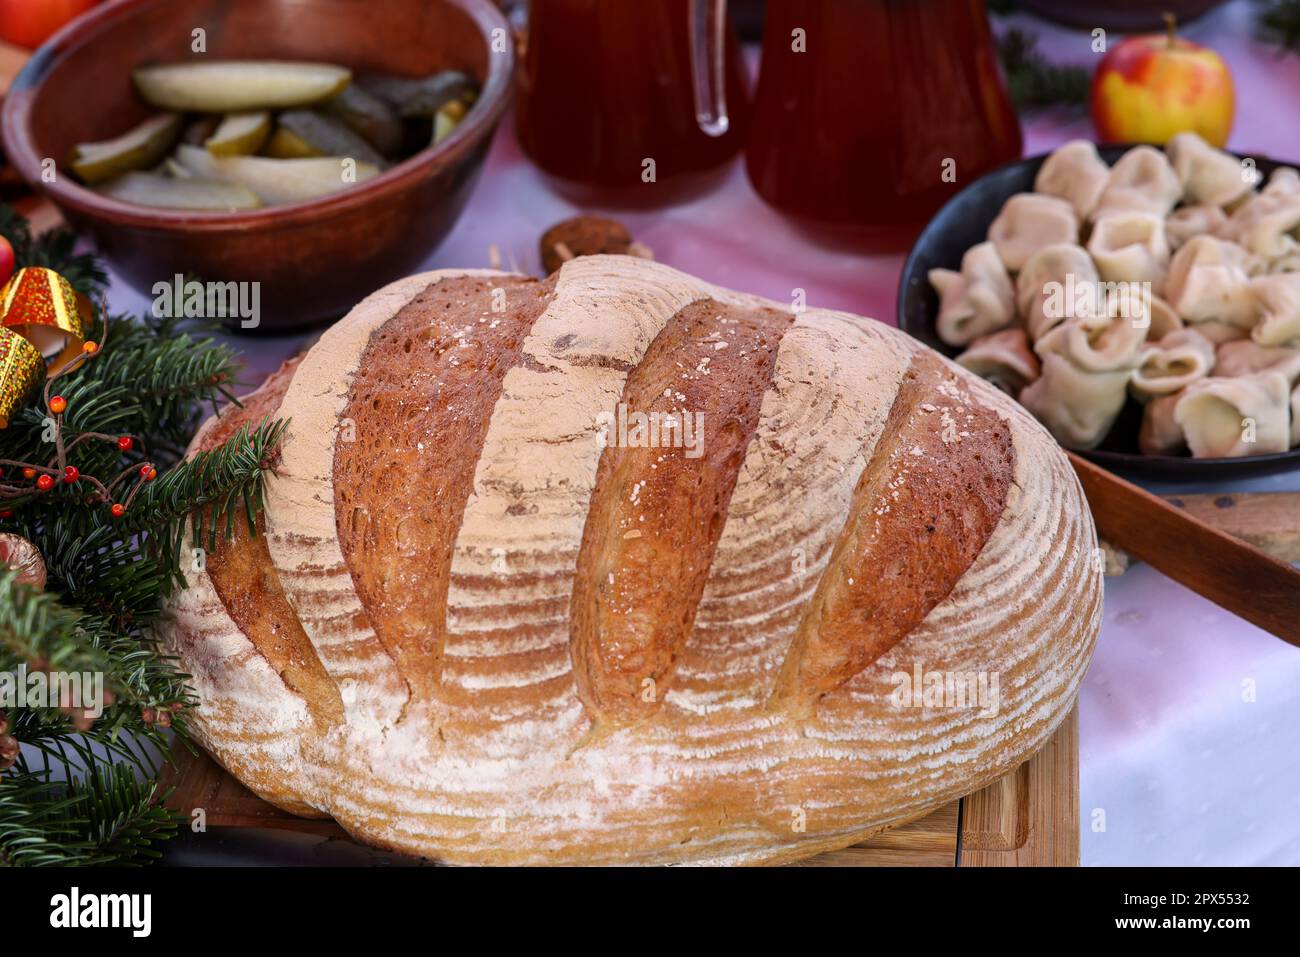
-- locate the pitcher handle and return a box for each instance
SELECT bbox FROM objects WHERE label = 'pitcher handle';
[689,0,730,137]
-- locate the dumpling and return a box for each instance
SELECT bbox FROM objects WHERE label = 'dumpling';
[1146,295,1184,340]
[1293,383,1300,447]
[1263,166,1300,199]
[1249,272,1300,347]
[1020,353,1130,450]
[1093,145,1183,219]
[1174,370,1292,457]
[928,241,1016,347]
[1214,339,1300,385]
[1130,329,1216,400]
[1087,211,1170,291]
[1188,320,1248,345]
[1034,293,1147,374]
[988,193,1079,271]
[1165,204,1228,251]
[1165,132,1253,208]
[1016,243,1099,340]
[1139,393,1187,456]
[1164,235,1258,328]
[1217,192,1300,260]
[1034,140,1109,219]
[954,328,1040,395]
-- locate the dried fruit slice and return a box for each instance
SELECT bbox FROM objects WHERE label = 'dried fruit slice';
[205,111,272,157]
[95,172,262,211]
[68,113,182,184]
[133,61,352,112]
[175,144,379,205]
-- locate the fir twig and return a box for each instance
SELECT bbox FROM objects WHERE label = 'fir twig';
[998,27,1091,112]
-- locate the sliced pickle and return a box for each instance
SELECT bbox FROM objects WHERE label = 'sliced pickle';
[95,172,262,210]
[205,111,272,157]
[181,115,220,146]
[69,113,182,185]
[357,70,475,118]
[322,84,404,156]
[433,104,465,145]
[175,144,379,205]
[161,157,193,178]
[134,61,352,112]
[274,110,385,167]
[264,127,323,159]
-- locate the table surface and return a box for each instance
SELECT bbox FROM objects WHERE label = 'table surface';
[97,0,1300,866]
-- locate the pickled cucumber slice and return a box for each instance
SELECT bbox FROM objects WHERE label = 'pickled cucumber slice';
[358,70,475,118]
[69,113,182,184]
[264,127,323,159]
[175,144,379,205]
[134,61,352,112]
[274,110,385,167]
[323,84,404,156]
[205,111,272,157]
[433,105,464,145]
[95,172,262,210]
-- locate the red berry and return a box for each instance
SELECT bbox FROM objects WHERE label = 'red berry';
[83,341,99,354]
[49,396,67,415]
[110,503,126,518]
[36,474,54,492]
[21,468,35,480]
[63,466,79,484]
[117,436,134,452]
[140,464,154,479]
[0,510,13,520]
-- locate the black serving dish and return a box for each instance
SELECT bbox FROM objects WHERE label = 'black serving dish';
[897,144,1300,481]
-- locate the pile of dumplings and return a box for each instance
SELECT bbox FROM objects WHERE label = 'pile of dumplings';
[929,132,1300,459]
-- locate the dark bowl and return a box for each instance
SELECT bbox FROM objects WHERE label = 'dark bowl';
[1,0,514,331]
[898,145,1300,481]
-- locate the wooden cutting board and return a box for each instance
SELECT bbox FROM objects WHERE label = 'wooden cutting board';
[158,706,1079,866]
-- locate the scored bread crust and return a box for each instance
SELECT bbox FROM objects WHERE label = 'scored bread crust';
[159,256,1102,865]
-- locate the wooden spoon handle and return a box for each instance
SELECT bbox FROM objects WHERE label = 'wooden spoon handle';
[1068,453,1300,648]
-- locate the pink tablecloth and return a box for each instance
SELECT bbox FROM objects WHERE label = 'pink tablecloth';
[104,0,1300,866]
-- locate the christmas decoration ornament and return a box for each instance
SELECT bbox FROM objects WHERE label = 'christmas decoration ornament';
[0,267,89,376]
[0,532,47,590]
[0,326,42,429]
[0,236,14,287]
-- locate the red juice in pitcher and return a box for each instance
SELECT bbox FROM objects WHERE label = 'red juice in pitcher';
[515,0,752,205]
[745,0,1023,247]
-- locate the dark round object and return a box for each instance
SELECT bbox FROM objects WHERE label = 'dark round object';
[897,144,1300,481]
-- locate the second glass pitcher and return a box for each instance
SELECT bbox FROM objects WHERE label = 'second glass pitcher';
[515,0,751,205]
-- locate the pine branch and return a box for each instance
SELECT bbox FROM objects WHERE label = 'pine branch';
[0,760,178,867]
[998,27,1091,112]
[1256,0,1300,54]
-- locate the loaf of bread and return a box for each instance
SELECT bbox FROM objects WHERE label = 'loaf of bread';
[159,256,1102,865]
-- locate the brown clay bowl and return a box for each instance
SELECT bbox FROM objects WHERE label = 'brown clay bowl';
[1,0,514,331]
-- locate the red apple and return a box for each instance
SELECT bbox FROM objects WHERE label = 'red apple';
[0,0,102,51]
[1091,16,1234,148]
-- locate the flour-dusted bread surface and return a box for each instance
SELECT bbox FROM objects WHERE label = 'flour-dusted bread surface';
[159,256,1102,865]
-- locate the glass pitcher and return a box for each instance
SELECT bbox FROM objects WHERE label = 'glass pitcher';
[745,0,1023,248]
[514,0,751,205]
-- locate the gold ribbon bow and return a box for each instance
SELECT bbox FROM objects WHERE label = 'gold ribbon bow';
[0,267,89,429]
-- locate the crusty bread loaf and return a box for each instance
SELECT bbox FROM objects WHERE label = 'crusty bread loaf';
[159,256,1102,865]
